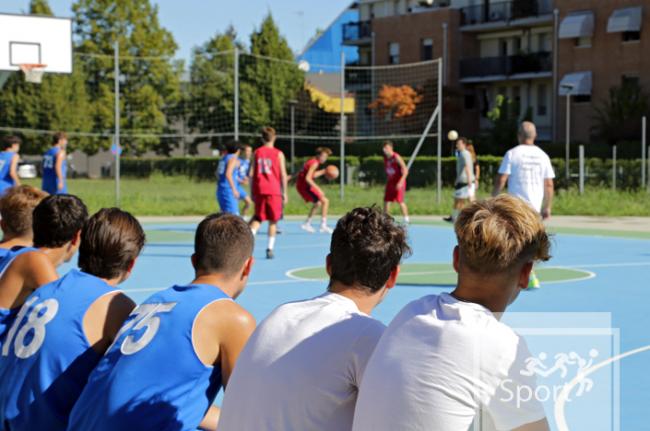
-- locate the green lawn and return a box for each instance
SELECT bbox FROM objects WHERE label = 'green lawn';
[23,176,650,217]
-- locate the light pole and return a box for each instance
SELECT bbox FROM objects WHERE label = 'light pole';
[289,99,298,174]
[561,83,575,182]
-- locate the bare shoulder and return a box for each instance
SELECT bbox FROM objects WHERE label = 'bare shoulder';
[199,299,256,332]
[90,291,136,316]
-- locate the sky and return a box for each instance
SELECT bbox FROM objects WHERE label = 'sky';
[2,0,353,61]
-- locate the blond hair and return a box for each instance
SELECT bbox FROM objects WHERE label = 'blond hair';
[455,195,550,274]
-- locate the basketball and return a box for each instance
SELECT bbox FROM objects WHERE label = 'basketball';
[447,130,459,141]
[324,165,339,180]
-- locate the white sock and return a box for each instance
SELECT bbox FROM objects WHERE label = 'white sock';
[305,217,312,225]
[404,216,410,223]
[268,236,276,250]
[321,217,327,226]
[451,209,460,221]
[251,227,258,236]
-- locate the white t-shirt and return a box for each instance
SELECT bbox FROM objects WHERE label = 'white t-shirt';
[498,144,555,212]
[218,292,386,431]
[352,293,546,431]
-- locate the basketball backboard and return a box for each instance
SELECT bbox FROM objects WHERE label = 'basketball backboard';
[0,13,73,74]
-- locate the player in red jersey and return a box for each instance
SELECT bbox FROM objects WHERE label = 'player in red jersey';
[249,127,288,259]
[296,147,333,234]
[382,141,410,224]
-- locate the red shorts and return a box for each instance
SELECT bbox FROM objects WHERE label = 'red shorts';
[297,182,323,203]
[254,194,283,222]
[384,181,405,203]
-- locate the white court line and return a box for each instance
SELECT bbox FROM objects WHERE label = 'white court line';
[555,344,650,431]
[558,261,650,269]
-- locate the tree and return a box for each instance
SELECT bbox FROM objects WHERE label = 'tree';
[484,94,532,153]
[72,0,182,155]
[183,27,241,153]
[239,13,304,134]
[592,80,650,146]
[369,85,423,120]
[0,0,92,154]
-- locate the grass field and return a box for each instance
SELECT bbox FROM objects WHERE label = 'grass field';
[23,176,650,216]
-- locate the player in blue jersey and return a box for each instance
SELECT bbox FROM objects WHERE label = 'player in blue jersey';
[0,195,87,348]
[216,141,241,215]
[0,186,48,260]
[0,208,143,431]
[68,213,257,431]
[42,132,68,195]
[236,144,253,217]
[0,136,21,195]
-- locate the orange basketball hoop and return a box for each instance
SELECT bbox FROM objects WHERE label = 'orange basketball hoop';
[19,63,47,84]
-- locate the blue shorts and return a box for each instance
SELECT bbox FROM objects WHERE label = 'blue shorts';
[217,191,239,215]
[237,186,248,200]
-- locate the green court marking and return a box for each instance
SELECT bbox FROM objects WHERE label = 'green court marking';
[288,263,594,286]
[144,229,194,244]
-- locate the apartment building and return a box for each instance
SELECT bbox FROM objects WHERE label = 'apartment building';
[343,0,648,146]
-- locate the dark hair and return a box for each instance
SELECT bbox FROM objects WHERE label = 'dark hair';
[329,207,411,293]
[78,208,146,279]
[0,186,48,236]
[261,127,276,143]
[194,213,254,275]
[382,140,394,148]
[52,132,67,145]
[2,136,21,150]
[225,141,240,154]
[33,194,88,248]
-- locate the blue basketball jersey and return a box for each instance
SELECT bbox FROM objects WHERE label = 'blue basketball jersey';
[0,247,38,351]
[42,147,67,195]
[217,153,237,190]
[67,284,231,431]
[0,270,116,431]
[0,152,16,194]
[237,158,250,184]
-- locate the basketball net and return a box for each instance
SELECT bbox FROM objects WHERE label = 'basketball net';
[19,64,47,84]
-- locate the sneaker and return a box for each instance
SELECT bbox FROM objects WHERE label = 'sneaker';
[266,248,274,260]
[319,225,333,234]
[301,223,315,233]
[443,216,453,223]
[527,271,541,290]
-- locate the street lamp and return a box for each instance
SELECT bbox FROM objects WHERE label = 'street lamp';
[288,99,298,174]
[561,83,575,182]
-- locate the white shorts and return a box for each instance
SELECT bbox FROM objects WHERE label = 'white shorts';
[468,183,476,199]
[454,185,470,199]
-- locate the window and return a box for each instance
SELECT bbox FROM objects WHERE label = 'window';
[421,38,433,61]
[537,33,549,52]
[512,86,521,108]
[537,84,548,116]
[389,42,400,64]
[623,31,641,42]
[575,36,592,47]
[622,75,640,87]
[464,94,476,110]
[574,95,591,103]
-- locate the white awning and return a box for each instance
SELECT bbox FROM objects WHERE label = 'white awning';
[607,6,642,33]
[559,12,595,39]
[559,72,592,96]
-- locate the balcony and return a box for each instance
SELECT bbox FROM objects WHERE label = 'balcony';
[344,66,372,90]
[342,21,372,45]
[461,0,552,29]
[460,52,552,82]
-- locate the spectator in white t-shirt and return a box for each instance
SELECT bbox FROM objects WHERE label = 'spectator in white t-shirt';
[353,195,551,431]
[217,207,411,431]
[493,121,555,219]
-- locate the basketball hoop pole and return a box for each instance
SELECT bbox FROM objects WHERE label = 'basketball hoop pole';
[114,41,121,207]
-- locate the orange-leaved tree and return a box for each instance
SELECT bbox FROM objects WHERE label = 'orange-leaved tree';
[368,85,423,119]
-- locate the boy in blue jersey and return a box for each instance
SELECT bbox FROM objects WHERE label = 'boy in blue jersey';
[0,195,88,347]
[42,132,68,195]
[0,186,48,260]
[0,136,22,195]
[0,208,143,431]
[237,144,253,217]
[216,141,241,215]
[68,213,257,431]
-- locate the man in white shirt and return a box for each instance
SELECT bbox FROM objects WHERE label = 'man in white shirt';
[493,121,554,289]
[353,195,551,431]
[493,121,555,218]
[218,207,411,431]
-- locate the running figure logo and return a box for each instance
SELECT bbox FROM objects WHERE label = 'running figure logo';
[521,349,600,397]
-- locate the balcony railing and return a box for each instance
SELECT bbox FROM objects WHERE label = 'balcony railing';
[344,67,371,88]
[461,0,552,26]
[460,52,552,79]
[342,21,372,43]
